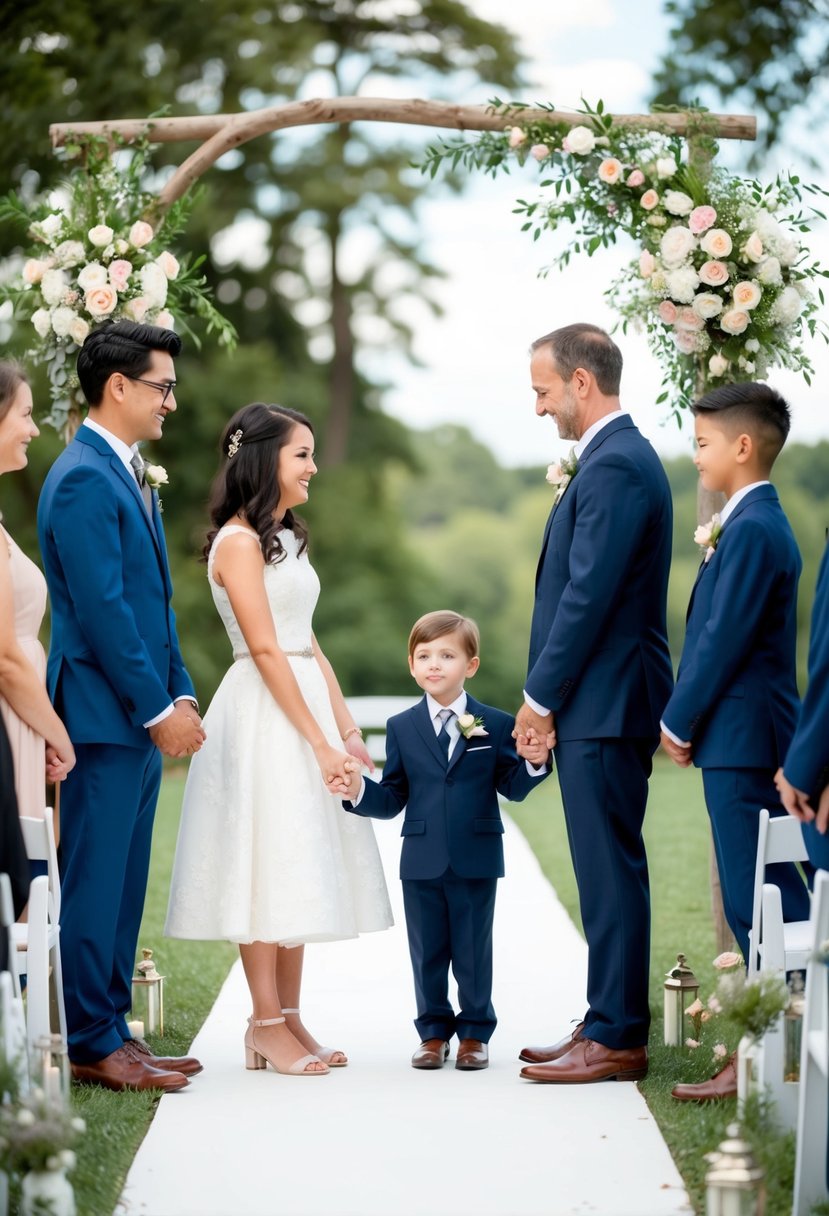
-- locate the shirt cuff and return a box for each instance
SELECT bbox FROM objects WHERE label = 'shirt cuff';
[352,777,366,806]
[660,719,691,748]
[144,703,174,729]
[523,690,551,717]
[525,761,547,777]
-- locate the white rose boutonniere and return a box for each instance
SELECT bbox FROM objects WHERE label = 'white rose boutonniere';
[546,447,579,504]
[457,713,488,739]
[694,513,722,562]
[143,463,169,511]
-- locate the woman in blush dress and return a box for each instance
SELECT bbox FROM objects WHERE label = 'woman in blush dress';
[166,403,392,1076]
[0,363,75,826]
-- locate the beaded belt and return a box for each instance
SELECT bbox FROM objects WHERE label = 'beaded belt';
[284,647,314,658]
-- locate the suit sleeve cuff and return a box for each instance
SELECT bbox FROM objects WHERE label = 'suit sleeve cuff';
[660,719,691,748]
[143,703,174,729]
[523,690,551,717]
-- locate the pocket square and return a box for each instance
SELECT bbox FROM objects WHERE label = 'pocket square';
[466,745,492,752]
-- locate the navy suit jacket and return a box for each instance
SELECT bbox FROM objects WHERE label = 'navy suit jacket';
[344,694,548,880]
[662,485,801,769]
[527,414,673,741]
[784,539,829,796]
[37,426,194,748]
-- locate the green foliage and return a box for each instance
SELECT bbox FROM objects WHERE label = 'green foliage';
[714,969,790,1042]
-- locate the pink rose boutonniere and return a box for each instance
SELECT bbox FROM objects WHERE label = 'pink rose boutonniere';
[457,713,488,739]
[694,513,722,562]
[546,447,579,504]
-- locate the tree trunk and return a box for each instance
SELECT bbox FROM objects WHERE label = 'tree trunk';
[322,203,354,468]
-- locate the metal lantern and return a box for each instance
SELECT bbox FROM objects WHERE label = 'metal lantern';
[784,972,805,1082]
[33,1033,70,1108]
[705,1123,766,1216]
[129,948,165,1036]
[663,953,701,1046]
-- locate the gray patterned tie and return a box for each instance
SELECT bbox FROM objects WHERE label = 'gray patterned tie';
[130,452,153,514]
[436,708,454,760]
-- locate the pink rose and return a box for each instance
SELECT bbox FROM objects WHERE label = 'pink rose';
[658,300,678,324]
[685,1038,700,1049]
[128,221,154,248]
[508,127,526,149]
[626,169,645,188]
[712,951,742,970]
[597,158,623,185]
[108,259,133,291]
[698,260,730,287]
[85,285,118,317]
[154,310,175,328]
[674,329,697,354]
[720,309,750,335]
[640,189,660,211]
[530,144,549,162]
[639,250,656,278]
[675,306,704,331]
[713,1043,728,1060]
[689,205,717,235]
[155,251,180,280]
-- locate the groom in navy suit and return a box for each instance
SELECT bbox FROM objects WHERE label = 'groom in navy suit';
[516,324,673,1084]
[38,321,205,1091]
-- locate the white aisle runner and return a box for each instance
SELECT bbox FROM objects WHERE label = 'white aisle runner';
[117,816,692,1216]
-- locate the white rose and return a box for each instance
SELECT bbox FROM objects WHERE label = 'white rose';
[77,262,108,291]
[31,307,52,337]
[742,232,764,262]
[54,240,86,268]
[744,338,760,353]
[88,224,114,247]
[757,257,782,286]
[777,236,799,267]
[708,353,729,376]
[69,316,90,345]
[665,266,700,304]
[36,213,63,239]
[660,226,697,267]
[155,252,180,280]
[115,239,129,254]
[144,463,169,486]
[700,228,733,258]
[40,268,69,306]
[123,296,149,322]
[23,258,48,284]
[140,262,168,307]
[154,309,175,329]
[129,221,154,248]
[732,280,762,310]
[562,125,596,155]
[655,157,677,179]
[720,309,750,335]
[692,292,723,319]
[663,190,694,216]
[50,305,77,337]
[773,285,802,325]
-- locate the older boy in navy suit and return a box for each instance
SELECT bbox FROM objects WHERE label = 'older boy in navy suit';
[343,611,550,1070]
[662,382,811,1102]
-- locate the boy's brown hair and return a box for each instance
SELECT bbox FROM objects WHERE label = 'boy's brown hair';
[408,610,480,661]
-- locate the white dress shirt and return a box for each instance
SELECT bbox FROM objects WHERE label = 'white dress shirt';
[82,418,189,729]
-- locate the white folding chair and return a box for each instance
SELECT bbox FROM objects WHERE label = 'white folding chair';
[793,870,829,1216]
[345,695,420,768]
[747,808,812,979]
[9,812,67,1049]
[0,874,28,1092]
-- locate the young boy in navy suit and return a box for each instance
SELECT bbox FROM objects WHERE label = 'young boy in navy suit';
[661,382,812,1102]
[343,610,550,1070]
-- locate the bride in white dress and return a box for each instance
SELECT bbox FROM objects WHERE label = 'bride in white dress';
[166,403,392,1075]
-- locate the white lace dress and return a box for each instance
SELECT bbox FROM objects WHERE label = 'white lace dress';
[165,525,393,945]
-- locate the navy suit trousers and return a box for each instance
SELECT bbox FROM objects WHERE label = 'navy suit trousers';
[702,767,811,962]
[555,737,653,1050]
[402,868,498,1044]
[59,741,162,1062]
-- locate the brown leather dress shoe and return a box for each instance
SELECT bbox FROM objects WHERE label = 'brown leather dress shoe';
[520,1037,648,1084]
[125,1036,204,1076]
[411,1039,450,1070]
[519,1020,585,1064]
[671,1053,737,1101]
[71,1044,189,1092]
[456,1039,489,1070]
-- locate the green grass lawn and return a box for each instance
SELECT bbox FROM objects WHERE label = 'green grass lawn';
[68,756,800,1215]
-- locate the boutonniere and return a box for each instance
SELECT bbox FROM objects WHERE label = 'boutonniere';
[694,513,722,562]
[457,713,488,739]
[143,463,169,511]
[546,447,579,504]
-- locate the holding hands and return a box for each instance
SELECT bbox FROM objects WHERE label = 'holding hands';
[515,729,551,768]
[775,767,829,835]
[149,701,206,758]
[513,702,556,754]
[316,741,361,798]
[45,739,75,783]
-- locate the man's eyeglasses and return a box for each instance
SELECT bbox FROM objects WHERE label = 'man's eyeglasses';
[123,374,177,407]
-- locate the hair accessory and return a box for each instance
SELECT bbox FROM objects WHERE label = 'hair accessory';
[227,428,244,459]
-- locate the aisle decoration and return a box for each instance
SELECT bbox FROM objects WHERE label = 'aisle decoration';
[0,1072,85,1216]
[0,136,236,434]
[422,100,829,418]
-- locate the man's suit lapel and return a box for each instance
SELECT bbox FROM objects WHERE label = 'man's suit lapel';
[578,413,636,465]
[76,428,167,570]
[412,697,450,769]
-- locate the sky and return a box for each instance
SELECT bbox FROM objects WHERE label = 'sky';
[349,0,829,468]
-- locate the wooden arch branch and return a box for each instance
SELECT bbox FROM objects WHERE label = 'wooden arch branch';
[50,97,757,217]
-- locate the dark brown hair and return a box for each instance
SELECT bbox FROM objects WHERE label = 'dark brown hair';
[692,381,791,469]
[531,323,623,395]
[0,361,29,424]
[408,610,480,660]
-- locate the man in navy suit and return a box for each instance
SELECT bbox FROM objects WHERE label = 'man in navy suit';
[661,382,811,1102]
[516,324,673,1085]
[344,610,550,1070]
[38,321,205,1091]
[777,538,829,872]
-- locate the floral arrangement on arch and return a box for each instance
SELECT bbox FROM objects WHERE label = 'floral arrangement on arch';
[0,136,236,433]
[422,101,829,417]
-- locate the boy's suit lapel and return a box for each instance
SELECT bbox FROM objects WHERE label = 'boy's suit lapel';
[447,694,487,774]
[685,486,777,619]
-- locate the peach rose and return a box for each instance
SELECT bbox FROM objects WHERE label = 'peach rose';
[639,250,656,278]
[688,205,717,235]
[698,260,730,287]
[720,309,750,335]
[742,232,764,262]
[700,228,733,258]
[85,285,118,317]
[23,258,48,284]
[640,189,660,211]
[155,252,180,280]
[626,169,645,188]
[154,310,175,328]
[530,144,549,162]
[69,316,90,345]
[657,300,678,324]
[713,951,742,970]
[675,306,704,331]
[597,158,623,185]
[732,280,762,310]
[128,221,154,248]
[508,127,526,149]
